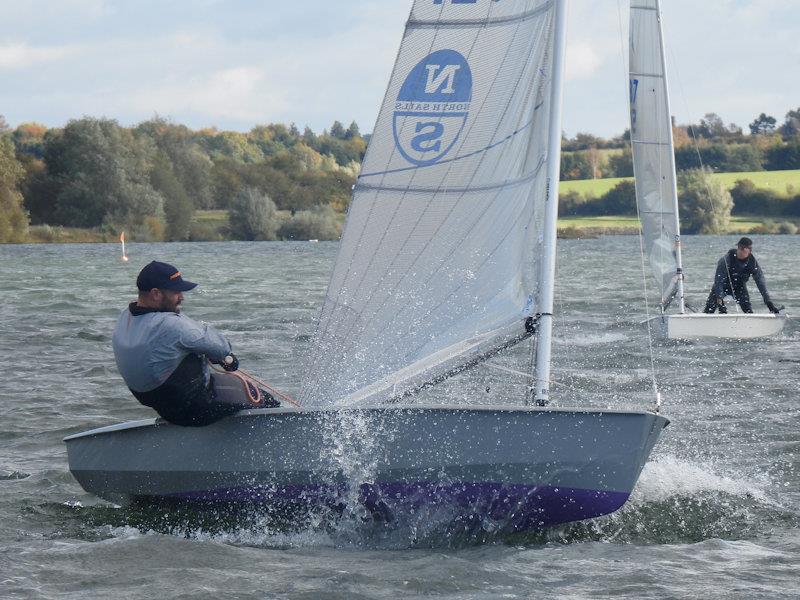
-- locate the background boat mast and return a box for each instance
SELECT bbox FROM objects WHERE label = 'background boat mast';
[655,0,686,314]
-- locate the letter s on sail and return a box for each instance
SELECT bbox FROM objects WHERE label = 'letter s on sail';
[411,122,444,153]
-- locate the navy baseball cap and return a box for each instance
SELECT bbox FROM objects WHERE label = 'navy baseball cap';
[136,261,197,292]
[737,236,753,248]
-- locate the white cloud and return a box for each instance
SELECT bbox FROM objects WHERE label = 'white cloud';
[0,43,76,70]
[128,66,286,122]
[566,41,604,81]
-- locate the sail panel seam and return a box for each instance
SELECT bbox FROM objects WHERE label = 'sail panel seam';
[355,170,540,195]
[407,2,552,30]
[631,139,671,147]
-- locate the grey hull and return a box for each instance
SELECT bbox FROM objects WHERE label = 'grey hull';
[65,405,668,529]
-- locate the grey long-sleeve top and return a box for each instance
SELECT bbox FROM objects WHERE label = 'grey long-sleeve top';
[712,249,771,302]
[112,303,231,393]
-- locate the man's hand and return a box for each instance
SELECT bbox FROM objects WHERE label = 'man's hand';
[766,300,781,314]
[222,354,239,371]
[716,297,724,305]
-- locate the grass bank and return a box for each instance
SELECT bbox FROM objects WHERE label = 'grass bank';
[560,169,800,198]
[556,215,783,237]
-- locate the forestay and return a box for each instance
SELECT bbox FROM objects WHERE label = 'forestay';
[629,0,682,308]
[300,0,558,407]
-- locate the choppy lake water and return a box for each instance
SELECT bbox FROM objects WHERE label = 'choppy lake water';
[1,236,799,599]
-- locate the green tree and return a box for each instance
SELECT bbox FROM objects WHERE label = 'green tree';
[228,187,278,240]
[600,180,637,215]
[200,130,264,163]
[43,117,163,228]
[749,113,776,135]
[345,121,360,140]
[677,168,732,234]
[697,113,727,139]
[210,157,244,209]
[136,118,215,209]
[560,151,594,180]
[765,142,800,170]
[329,120,346,140]
[150,151,193,240]
[0,137,30,242]
[12,122,48,159]
[608,147,633,177]
[779,107,800,140]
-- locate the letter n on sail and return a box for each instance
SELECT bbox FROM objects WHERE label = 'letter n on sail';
[392,49,472,166]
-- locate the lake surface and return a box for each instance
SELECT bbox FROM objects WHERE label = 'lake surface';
[1,236,798,599]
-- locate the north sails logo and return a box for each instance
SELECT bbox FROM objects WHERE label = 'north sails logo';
[393,49,472,166]
[629,78,639,133]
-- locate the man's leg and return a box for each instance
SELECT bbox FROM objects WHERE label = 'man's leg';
[703,290,719,313]
[734,286,753,313]
[211,372,280,408]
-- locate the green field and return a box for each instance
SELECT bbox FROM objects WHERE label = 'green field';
[560,169,800,198]
[558,216,639,229]
[555,215,780,235]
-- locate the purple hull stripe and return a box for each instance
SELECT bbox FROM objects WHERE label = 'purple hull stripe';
[169,482,630,529]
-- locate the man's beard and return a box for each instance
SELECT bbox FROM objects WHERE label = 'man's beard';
[159,297,181,313]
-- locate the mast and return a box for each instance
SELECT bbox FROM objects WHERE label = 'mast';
[655,0,685,314]
[532,0,567,406]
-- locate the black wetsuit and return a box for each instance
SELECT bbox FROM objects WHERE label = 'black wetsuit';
[703,249,771,314]
[131,354,241,427]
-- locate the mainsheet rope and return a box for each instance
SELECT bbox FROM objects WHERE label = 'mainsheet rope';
[210,363,301,408]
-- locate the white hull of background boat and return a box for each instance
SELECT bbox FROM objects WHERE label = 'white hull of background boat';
[649,313,788,340]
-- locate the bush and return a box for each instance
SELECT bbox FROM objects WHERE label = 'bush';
[608,148,633,177]
[776,221,798,234]
[557,182,636,216]
[189,221,225,241]
[674,143,763,172]
[730,179,800,217]
[278,205,340,241]
[558,190,586,216]
[765,142,800,170]
[229,187,279,240]
[599,180,637,215]
[677,168,732,234]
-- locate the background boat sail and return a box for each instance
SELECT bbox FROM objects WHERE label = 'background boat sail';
[629,0,786,339]
[65,0,667,531]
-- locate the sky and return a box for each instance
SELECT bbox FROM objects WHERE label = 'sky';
[1,0,798,139]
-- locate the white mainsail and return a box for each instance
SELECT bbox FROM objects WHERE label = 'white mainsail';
[300,0,560,406]
[629,0,685,311]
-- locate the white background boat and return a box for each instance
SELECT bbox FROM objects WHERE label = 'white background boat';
[629,0,787,340]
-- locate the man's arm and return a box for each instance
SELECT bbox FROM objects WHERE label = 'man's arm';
[751,257,778,311]
[171,314,232,362]
[751,257,771,301]
[712,256,728,298]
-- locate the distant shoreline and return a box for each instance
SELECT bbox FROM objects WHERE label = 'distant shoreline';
[7,215,790,245]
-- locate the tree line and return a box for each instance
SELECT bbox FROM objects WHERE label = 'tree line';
[0,115,365,242]
[1,107,799,243]
[560,109,800,180]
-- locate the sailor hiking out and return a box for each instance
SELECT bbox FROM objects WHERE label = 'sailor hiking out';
[703,237,780,315]
[112,261,279,427]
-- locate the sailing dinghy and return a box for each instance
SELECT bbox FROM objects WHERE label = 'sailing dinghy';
[66,0,667,531]
[628,0,787,339]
